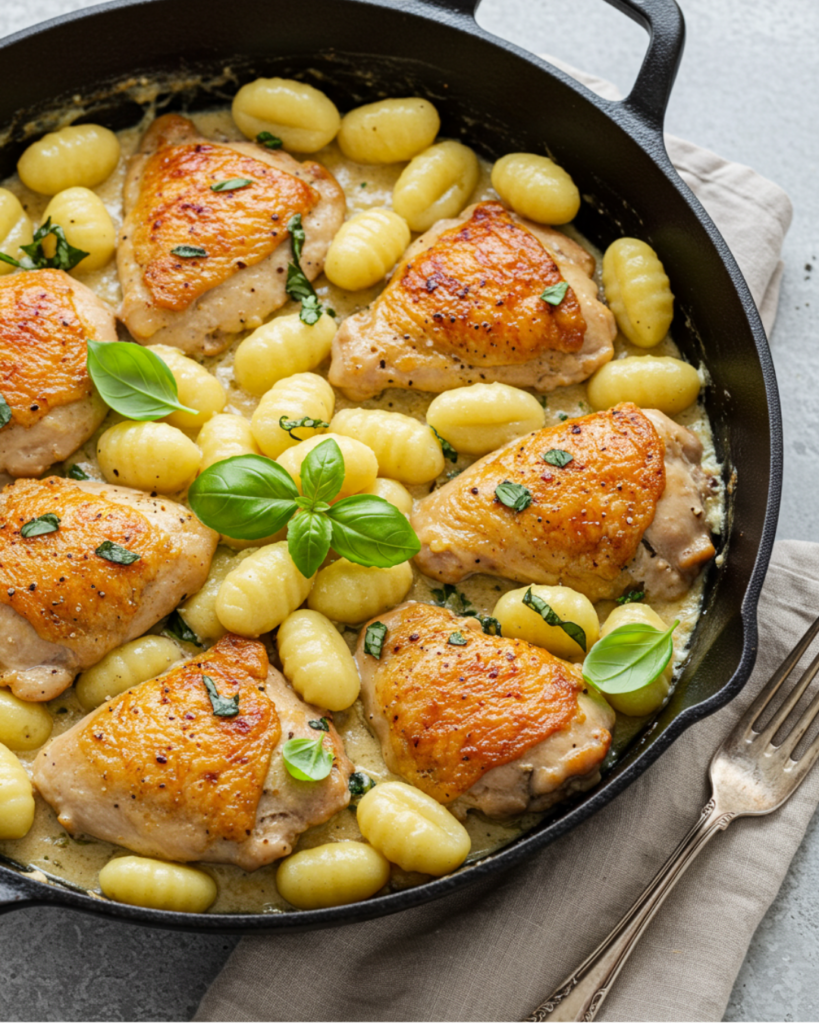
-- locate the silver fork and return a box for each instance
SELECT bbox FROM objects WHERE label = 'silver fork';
[527,612,819,1023]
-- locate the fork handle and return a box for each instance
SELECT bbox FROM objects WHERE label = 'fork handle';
[526,798,736,1022]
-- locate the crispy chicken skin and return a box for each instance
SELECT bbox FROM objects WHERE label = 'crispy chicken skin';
[0,477,217,702]
[0,269,116,477]
[33,634,353,870]
[330,201,615,399]
[357,603,614,816]
[118,114,346,355]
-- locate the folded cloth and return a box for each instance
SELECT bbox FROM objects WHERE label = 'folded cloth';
[195,63,797,1024]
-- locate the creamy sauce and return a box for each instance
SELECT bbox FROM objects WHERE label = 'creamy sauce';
[0,104,724,913]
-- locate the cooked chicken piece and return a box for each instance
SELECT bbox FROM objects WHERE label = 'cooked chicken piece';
[329,201,615,400]
[33,634,353,870]
[118,114,346,355]
[357,603,614,817]
[0,269,116,477]
[0,477,217,701]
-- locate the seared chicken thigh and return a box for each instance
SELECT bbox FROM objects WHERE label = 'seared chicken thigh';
[357,603,614,816]
[0,269,116,477]
[330,201,615,400]
[33,634,353,870]
[0,477,217,701]
[118,114,346,355]
[412,403,715,601]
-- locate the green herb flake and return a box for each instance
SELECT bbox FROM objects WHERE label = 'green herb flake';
[542,448,573,469]
[541,281,569,305]
[430,425,458,463]
[278,414,330,441]
[617,588,646,606]
[0,393,11,430]
[256,131,283,149]
[203,674,240,717]
[445,468,462,481]
[170,245,208,258]
[283,736,334,781]
[448,631,468,646]
[210,177,253,192]
[95,541,141,565]
[348,771,375,796]
[308,717,330,732]
[431,584,475,616]
[477,614,503,636]
[364,621,388,659]
[164,609,202,647]
[558,413,569,422]
[583,620,679,695]
[327,308,337,318]
[20,513,60,539]
[523,586,587,652]
[67,463,90,480]
[495,480,533,512]
[360,182,368,188]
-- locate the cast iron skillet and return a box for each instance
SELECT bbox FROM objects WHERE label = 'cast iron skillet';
[0,0,781,930]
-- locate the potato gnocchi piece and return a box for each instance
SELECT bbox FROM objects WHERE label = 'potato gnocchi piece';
[0,743,35,840]
[197,413,260,473]
[97,421,202,493]
[178,547,255,643]
[99,855,217,913]
[277,841,390,910]
[277,432,378,499]
[491,152,580,225]
[251,372,334,460]
[0,189,33,274]
[147,345,226,430]
[362,478,413,517]
[426,382,545,457]
[216,541,313,637]
[602,238,674,347]
[329,408,444,485]
[357,781,470,876]
[231,76,340,152]
[278,609,361,711]
[598,604,673,716]
[234,312,337,396]
[0,690,53,751]
[17,124,120,195]
[75,636,180,711]
[324,209,410,292]
[308,558,413,625]
[392,140,479,232]
[492,584,599,662]
[587,355,700,415]
[42,187,116,272]
[338,98,440,163]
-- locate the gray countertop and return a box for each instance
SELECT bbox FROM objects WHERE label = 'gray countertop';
[0,0,817,1019]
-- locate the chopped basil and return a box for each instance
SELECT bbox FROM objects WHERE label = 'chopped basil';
[523,587,586,652]
[448,631,468,646]
[308,717,330,732]
[541,281,569,305]
[360,182,368,188]
[288,212,306,264]
[278,414,329,441]
[617,588,646,606]
[0,218,88,272]
[256,131,283,149]
[430,425,458,463]
[348,771,376,796]
[20,513,60,538]
[542,449,573,468]
[0,394,11,430]
[163,609,202,647]
[170,245,208,258]
[210,177,253,192]
[326,308,337,318]
[95,541,141,565]
[203,674,240,717]
[445,468,462,481]
[477,614,503,636]
[364,621,388,659]
[537,395,548,409]
[283,736,334,781]
[583,620,678,696]
[495,480,533,512]
[558,413,569,422]
[430,583,475,616]
[285,213,323,325]
[67,463,90,480]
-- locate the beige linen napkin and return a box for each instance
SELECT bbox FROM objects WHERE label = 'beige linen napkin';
[196,65,798,1024]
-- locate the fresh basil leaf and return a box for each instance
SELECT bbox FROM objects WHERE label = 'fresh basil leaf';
[348,771,376,796]
[309,717,330,732]
[617,588,646,606]
[583,620,679,695]
[210,177,253,192]
[66,463,90,480]
[287,511,332,577]
[477,614,503,636]
[430,425,458,463]
[495,480,533,512]
[283,736,334,782]
[86,340,196,420]
[300,437,345,504]
[202,674,240,717]
[327,494,421,568]
[287,213,306,265]
[542,448,573,468]
[20,513,60,538]
[164,609,202,647]
[278,415,330,442]
[188,453,299,539]
[448,631,468,646]
[170,245,208,258]
[257,131,283,149]
[523,587,586,652]
[95,540,141,565]
[0,393,11,430]
[541,281,569,305]
[364,621,388,659]
[430,584,475,616]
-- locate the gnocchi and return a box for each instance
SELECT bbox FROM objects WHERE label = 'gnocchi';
[277,609,361,711]
[324,209,410,292]
[493,585,599,662]
[251,372,334,460]
[41,187,116,272]
[0,690,53,751]
[0,743,35,840]
[277,432,378,499]
[148,345,226,430]
[598,604,673,716]
[216,541,313,636]
[97,421,202,493]
[587,356,700,415]
[329,408,444,484]
[277,841,390,910]
[17,123,120,195]
[0,188,33,274]
[362,478,413,517]
[75,636,181,711]
[357,781,470,876]
[197,413,260,473]
[178,547,254,643]
[99,855,217,913]
[308,558,413,624]
[392,140,479,232]
[426,382,545,456]
[491,152,580,225]
[337,98,440,163]
[234,312,337,396]
[231,77,340,152]
[602,238,674,347]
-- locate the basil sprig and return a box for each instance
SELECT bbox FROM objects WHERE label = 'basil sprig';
[86,340,197,421]
[210,178,253,192]
[188,440,420,578]
[495,480,533,512]
[283,736,334,781]
[285,213,323,325]
[0,217,88,272]
[583,620,679,696]
[203,675,240,717]
[20,513,60,538]
[0,394,11,430]
[523,587,586,652]
[430,426,458,463]
[541,281,569,305]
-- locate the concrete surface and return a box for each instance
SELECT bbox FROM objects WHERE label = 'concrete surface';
[0,0,817,1019]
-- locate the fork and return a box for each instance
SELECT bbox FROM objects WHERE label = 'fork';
[526,612,819,1023]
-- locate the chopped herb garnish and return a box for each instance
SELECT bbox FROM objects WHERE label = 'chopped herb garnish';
[495,480,533,512]
[67,463,90,480]
[364,621,388,659]
[448,631,468,646]
[542,449,573,468]
[256,131,283,149]
[203,674,240,717]
[445,468,462,481]
[431,583,475,616]
[210,177,253,192]
[558,413,569,422]
[0,394,11,430]
[309,717,330,732]
[523,587,587,652]
[20,513,60,538]
[617,588,646,606]
[537,395,548,409]
[95,541,141,565]
[327,308,337,317]
[348,771,376,796]
[283,736,334,781]
[0,217,88,272]
[285,213,323,325]
[360,182,368,188]
[541,281,569,305]
[278,414,330,441]
[477,614,503,636]
[164,609,202,647]
[170,245,208,258]
[430,425,458,463]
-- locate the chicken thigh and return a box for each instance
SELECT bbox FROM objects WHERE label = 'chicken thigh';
[329,201,615,400]
[0,269,116,477]
[357,603,614,817]
[0,477,217,701]
[118,114,346,355]
[33,634,353,870]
